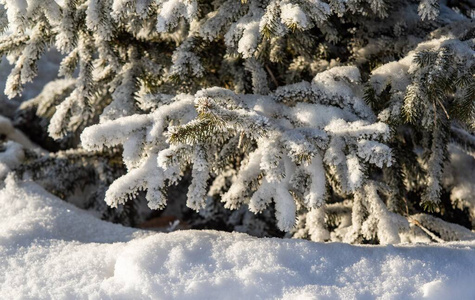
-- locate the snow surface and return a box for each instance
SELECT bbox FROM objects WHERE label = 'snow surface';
[1,178,475,299]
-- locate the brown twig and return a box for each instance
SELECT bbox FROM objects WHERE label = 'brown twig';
[435,98,450,119]
[265,64,279,87]
[409,218,444,243]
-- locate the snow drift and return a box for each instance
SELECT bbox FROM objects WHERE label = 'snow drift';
[1,177,475,299]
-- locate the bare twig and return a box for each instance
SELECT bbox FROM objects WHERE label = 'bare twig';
[435,98,450,119]
[409,218,444,243]
[265,64,279,87]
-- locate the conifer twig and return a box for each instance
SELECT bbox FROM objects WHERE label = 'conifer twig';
[409,218,444,243]
[435,98,450,119]
[265,64,279,87]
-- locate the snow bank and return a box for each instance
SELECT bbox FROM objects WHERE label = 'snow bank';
[1,178,475,299]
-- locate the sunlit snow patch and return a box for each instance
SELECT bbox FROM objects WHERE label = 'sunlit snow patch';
[1,177,475,299]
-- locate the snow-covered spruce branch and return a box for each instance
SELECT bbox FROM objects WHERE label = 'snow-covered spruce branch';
[82,66,393,232]
[367,32,475,210]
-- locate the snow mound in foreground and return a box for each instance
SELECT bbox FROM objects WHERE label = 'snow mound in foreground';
[1,178,475,299]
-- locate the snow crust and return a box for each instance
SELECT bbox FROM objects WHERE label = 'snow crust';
[1,178,475,299]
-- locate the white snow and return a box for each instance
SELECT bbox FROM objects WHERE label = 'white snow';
[1,177,475,299]
[280,3,309,30]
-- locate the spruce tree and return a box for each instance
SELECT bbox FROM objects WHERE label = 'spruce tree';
[0,0,474,243]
